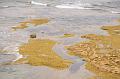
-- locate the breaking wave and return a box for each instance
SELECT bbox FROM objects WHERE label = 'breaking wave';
[31,0,120,14]
[31,0,93,9]
[55,3,93,9]
[111,11,120,14]
[31,1,47,6]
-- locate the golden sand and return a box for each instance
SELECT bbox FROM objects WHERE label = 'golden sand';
[67,22,120,78]
[12,19,49,30]
[61,33,75,38]
[16,39,72,69]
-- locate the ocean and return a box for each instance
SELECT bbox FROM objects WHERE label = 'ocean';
[32,0,120,13]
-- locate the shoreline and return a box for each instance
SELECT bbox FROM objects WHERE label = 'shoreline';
[0,0,120,79]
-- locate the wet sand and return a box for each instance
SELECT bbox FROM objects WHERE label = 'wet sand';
[0,0,120,79]
[67,20,120,79]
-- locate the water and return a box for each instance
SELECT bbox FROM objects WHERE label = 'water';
[0,0,120,79]
[32,0,120,14]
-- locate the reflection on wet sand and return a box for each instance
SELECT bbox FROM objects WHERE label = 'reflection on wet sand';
[12,19,49,30]
[67,21,120,79]
[15,38,72,69]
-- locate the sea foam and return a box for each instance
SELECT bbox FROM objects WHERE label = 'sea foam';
[111,11,120,14]
[55,4,91,9]
[3,44,23,62]
[31,1,47,6]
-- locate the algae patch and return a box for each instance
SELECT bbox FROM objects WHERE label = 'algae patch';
[86,63,120,79]
[16,39,72,69]
[67,22,120,78]
[61,33,75,38]
[12,19,49,30]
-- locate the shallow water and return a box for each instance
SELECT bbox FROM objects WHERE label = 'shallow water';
[0,0,120,79]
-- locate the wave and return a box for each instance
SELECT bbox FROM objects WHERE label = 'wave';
[31,1,47,6]
[55,3,93,9]
[31,1,93,9]
[30,0,120,13]
[111,11,120,14]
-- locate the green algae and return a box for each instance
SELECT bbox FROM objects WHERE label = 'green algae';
[15,39,72,69]
[12,19,49,30]
[67,21,120,79]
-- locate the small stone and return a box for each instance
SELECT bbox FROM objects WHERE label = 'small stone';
[41,32,45,34]
[30,33,36,38]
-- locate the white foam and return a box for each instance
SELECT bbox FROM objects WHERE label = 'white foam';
[111,11,120,14]
[3,44,23,62]
[3,51,23,62]
[3,44,19,52]
[55,3,92,9]
[12,52,23,61]
[2,6,9,8]
[31,1,47,6]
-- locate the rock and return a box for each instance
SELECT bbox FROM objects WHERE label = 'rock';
[30,33,36,38]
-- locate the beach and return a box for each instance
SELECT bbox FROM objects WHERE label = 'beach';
[0,0,120,79]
